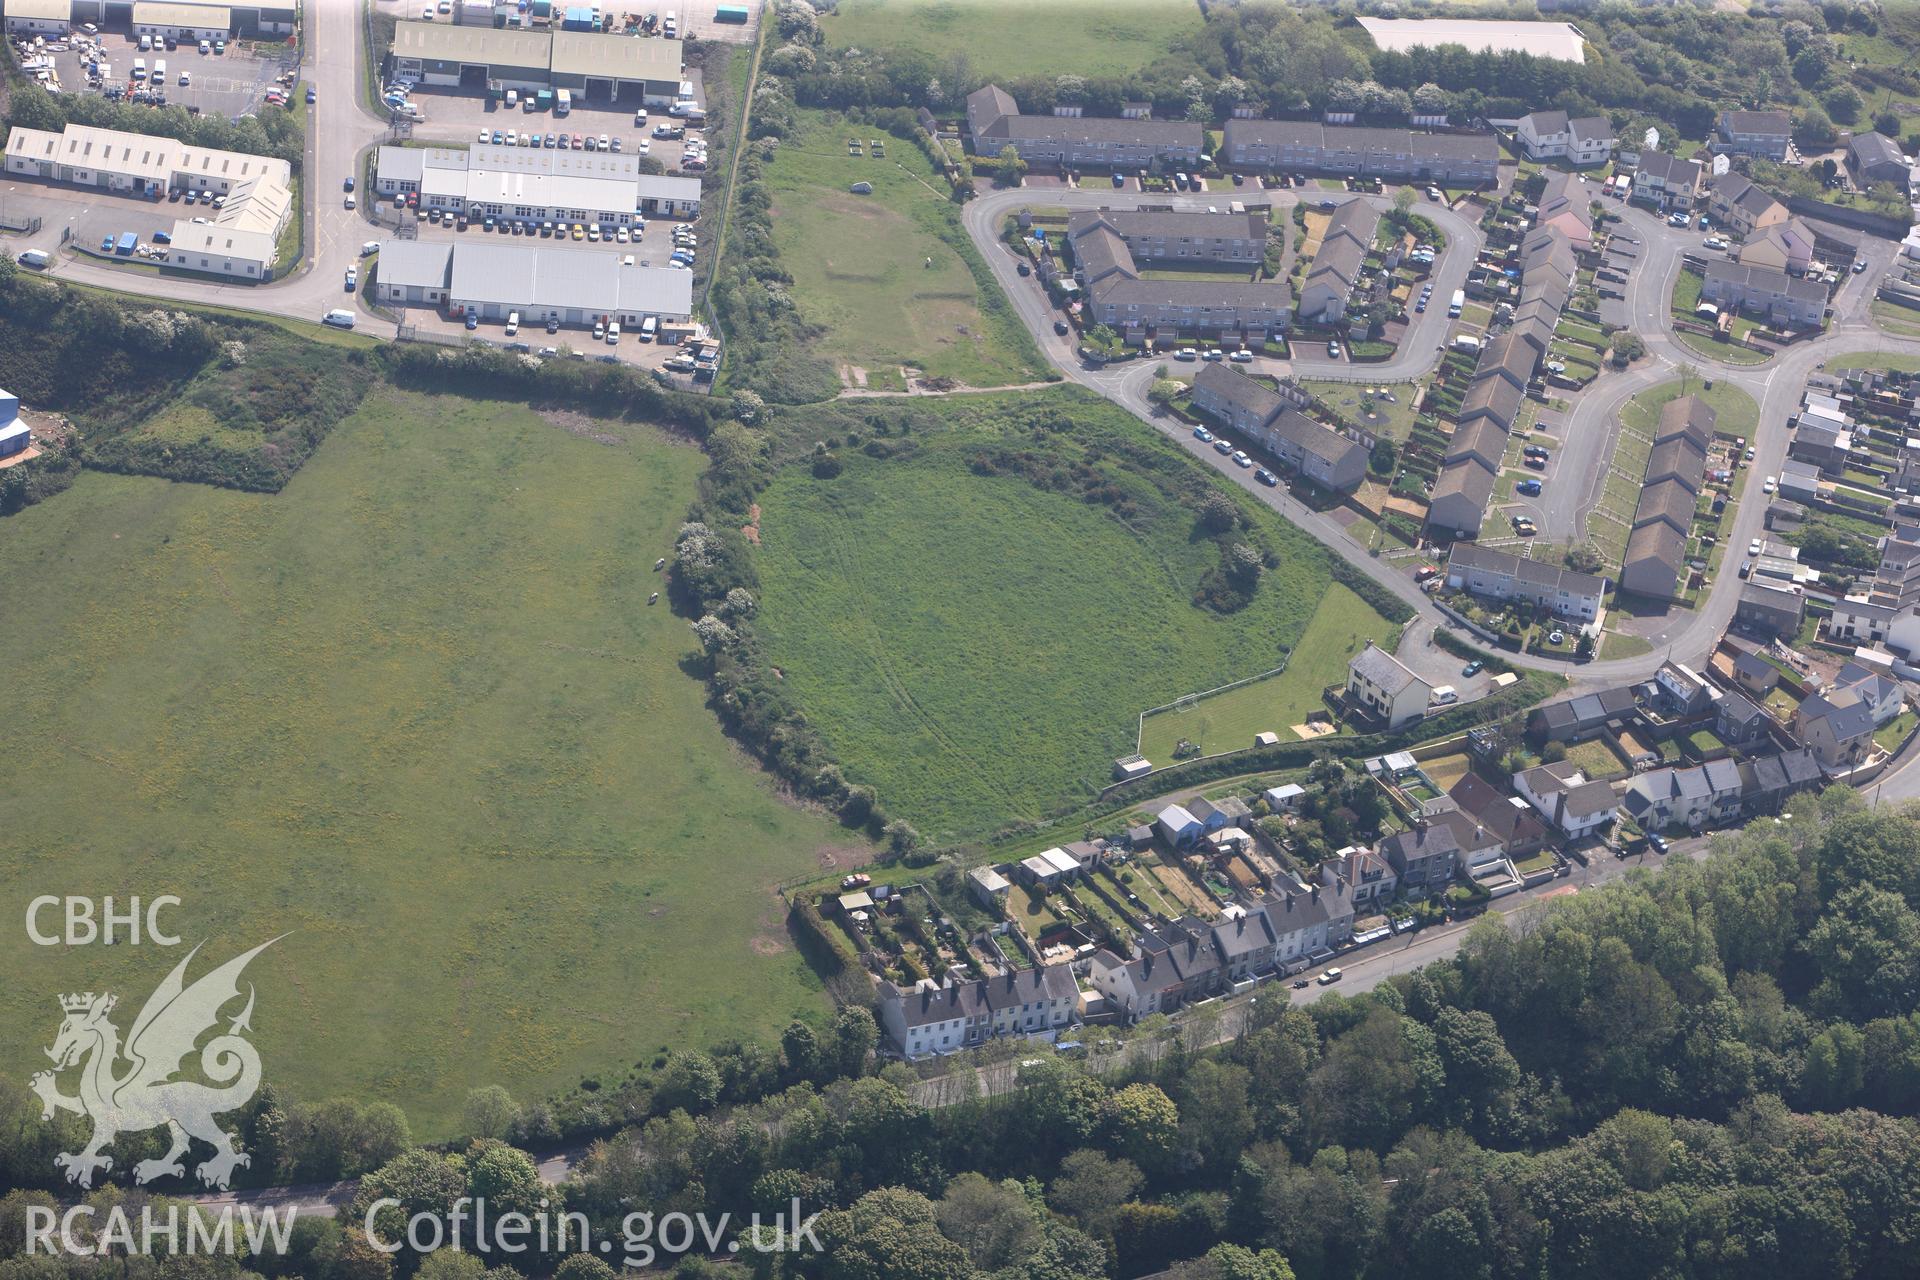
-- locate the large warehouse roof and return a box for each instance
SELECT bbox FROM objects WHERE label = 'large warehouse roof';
[1357,16,1588,63]
[392,20,551,70]
[9,0,75,21]
[549,29,681,82]
[392,19,681,83]
[133,1,232,27]
[442,241,694,316]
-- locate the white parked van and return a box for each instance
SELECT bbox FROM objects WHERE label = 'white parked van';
[639,316,657,341]
[606,321,621,344]
[505,311,520,336]
[139,33,152,50]
[17,249,51,269]
[322,309,356,329]
[153,58,165,81]
[133,57,146,79]
[1430,685,1459,705]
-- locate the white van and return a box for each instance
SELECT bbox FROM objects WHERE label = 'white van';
[505,88,518,107]
[139,33,152,50]
[606,321,621,344]
[153,58,166,81]
[322,309,356,329]
[639,316,657,341]
[17,249,51,269]
[505,311,520,336]
[1447,288,1465,318]
[1430,684,1459,705]
[133,57,146,79]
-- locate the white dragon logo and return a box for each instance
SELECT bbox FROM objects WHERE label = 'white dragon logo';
[30,939,280,1190]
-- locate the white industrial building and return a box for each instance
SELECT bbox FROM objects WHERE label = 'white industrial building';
[375,144,701,227]
[5,122,291,198]
[374,239,695,330]
[4,123,291,278]
[131,1,233,42]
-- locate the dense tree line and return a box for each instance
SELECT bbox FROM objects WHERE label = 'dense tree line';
[10,798,1920,1279]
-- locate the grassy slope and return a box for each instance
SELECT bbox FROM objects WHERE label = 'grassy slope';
[0,391,849,1136]
[818,0,1203,79]
[765,110,1047,389]
[1621,377,1760,438]
[1135,584,1397,762]
[751,397,1356,842]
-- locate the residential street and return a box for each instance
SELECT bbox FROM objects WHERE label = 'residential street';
[958,182,1920,692]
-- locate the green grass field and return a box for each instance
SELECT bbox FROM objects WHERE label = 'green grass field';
[766,110,1047,389]
[1135,585,1396,762]
[1621,377,1760,439]
[0,391,850,1137]
[750,393,1389,841]
[818,0,1203,79]
[1828,349,1920,373]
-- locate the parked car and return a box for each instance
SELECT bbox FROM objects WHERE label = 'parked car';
[1463,660,1484,677]
[1212,438,1234,455]
[343,266,357,291]
[1517,478,1542,496]
[1230,349,1253,362]
[1763,475,1777,494]
[1317,968,1343,985]
[322,309,355,328]
[1053,320,1070,335]
[1749,539,1762,556]
[1016,261,1030,277]
[1173,347,1199,361]
[1254,467,1278,486]
[1231,450,1252,468]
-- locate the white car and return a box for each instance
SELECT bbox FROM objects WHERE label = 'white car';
[1763,475,1777,495]
[1173,347,1199,361]
[1230,349,1253,362]
[1317,968,1343,985]
[478,127,490,143]
[1748,539,1762,556]
[343,266,357,289]
[361,240,380,256]
[344,193,355,209]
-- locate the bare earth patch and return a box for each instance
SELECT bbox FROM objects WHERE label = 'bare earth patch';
[536,407,628,446]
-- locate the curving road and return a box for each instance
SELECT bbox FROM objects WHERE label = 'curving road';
[960,181,1920,687]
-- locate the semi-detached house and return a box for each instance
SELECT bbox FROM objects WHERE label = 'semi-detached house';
[1714,109,1792,161]
[1516,110,1616,167]
[1701,259,1826,329]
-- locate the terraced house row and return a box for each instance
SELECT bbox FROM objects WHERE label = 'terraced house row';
[1189,363,1370,492]
[1427,225,1579,538]
[1219,120,1500,186]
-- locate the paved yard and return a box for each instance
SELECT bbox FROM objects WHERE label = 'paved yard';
[403,81,708,174]
[42,30,293,120]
